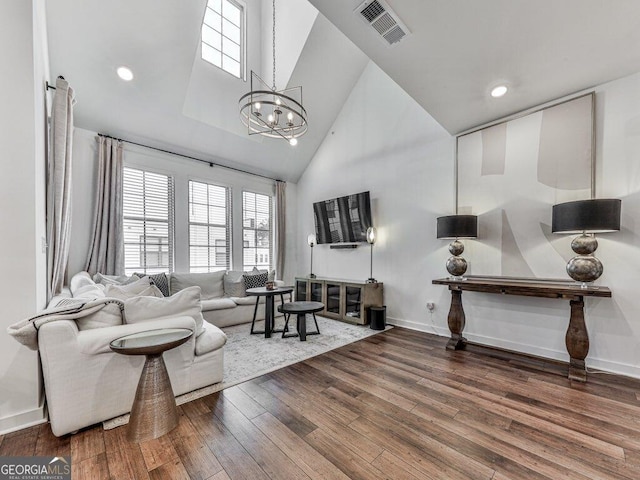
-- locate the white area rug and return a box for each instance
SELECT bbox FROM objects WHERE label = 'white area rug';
[103,317,390,430]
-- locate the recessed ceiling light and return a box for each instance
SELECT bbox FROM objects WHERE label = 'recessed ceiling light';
[491,85,508,98]
[117,66,134,81]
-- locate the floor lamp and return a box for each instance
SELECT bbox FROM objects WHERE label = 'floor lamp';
[366,227,377,283]
[307,234,316,278]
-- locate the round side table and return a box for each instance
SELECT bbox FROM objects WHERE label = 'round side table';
[110,328,193,442]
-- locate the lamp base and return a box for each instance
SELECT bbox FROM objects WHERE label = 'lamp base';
[308,273,316,279]
[366,277,377,284]
[566,254,603,285]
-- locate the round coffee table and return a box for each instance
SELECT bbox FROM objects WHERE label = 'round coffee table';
[110,328,193,442]
[278,301,324,341]
[246,286,294,338]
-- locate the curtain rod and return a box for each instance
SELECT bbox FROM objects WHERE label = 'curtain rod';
[98,133,281,182]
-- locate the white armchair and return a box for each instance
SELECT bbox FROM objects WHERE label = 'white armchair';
[39,316,225,436]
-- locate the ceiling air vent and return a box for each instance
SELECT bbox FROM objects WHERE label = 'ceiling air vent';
[355,0,410,46]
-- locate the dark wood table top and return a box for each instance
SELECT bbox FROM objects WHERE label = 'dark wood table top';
[432,276,611,299]
[278,301,325,314]
[110,328,193,356]
[246,286,294,296]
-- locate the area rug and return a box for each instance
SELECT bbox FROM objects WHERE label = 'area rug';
[103,317,391,429]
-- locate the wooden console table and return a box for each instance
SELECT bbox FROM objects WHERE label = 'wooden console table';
[432,276,612,382]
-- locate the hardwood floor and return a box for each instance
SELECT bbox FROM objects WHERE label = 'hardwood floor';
[2,327,640,479]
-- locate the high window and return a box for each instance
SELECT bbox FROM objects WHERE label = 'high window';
[188,180,232,272]
[201,0,244,79]
[242,191,272,270]
[123,168,174,275]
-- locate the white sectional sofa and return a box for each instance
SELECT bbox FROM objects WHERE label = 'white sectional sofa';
[168,270,289,328]
[34,269,288,436]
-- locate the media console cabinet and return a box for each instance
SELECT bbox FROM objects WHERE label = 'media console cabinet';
[432,276,612,382]
[295,277,383,325]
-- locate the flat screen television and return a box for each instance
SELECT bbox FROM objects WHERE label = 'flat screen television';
[313,191,372,244]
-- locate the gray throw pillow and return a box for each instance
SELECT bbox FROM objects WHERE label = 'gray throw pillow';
[135,272,169,297]
[124,286,205,337]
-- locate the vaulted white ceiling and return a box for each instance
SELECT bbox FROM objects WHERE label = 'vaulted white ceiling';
[46,0,640,181]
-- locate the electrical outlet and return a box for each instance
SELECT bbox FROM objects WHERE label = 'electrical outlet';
[426,302,435,312]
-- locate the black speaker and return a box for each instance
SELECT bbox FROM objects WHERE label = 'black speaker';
[368,305,386,330]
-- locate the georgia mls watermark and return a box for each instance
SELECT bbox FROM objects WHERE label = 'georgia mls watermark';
[0,456,70,480]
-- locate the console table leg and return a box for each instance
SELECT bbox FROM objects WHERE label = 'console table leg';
[446,289,467,351]
[566,298,589,382]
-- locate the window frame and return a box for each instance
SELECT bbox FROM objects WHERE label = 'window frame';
[242,190,273,271]
[201,0,247,80]
[122,167,175,275]
[187,179,233,273]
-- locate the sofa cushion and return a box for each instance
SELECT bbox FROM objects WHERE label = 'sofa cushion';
[123,286,206,337]
[232,296,264,306]
[194,322,227,356]
[170,271,225,299]
[105,277,164,300]
[201,297,237,311]
[76,302,123,331]
[223,270,246,297]
[243,272,268,290]
[73,283,106,300]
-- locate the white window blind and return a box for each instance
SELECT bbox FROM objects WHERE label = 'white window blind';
[242,191,272,270]
[123,167,174,275]
[201,0,244,79]
[189,180,232,272]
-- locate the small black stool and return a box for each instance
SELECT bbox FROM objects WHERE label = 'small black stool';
[278,301,324,341]
[368,305,386,330]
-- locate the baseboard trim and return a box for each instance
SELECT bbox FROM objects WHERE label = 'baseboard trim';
[0,402,47,436]
[386,316,640,380]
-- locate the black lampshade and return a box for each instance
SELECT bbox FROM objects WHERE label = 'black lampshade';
[552,199,621,234]
[437,215,478,239]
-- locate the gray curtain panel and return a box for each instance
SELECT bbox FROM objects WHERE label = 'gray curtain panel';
[47,77,75,297]
[85,136,124,276]
[275,180,286,280]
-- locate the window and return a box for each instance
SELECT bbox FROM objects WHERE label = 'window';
[201,0,244,79]
[243,191,272,270]
[123,168,174,275]
[189,180,232,272]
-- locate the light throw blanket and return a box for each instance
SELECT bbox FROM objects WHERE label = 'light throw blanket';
[7,298,124,351]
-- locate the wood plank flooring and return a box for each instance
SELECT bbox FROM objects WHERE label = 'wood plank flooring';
[2,327,640,479]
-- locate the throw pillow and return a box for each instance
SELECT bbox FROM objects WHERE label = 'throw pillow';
[76,302,123,331]
[223,270,246,297]
[123,286,205,337]
[93,273,139,286]
[251,267,276,282]
[105,276,164,300]
[243,272,268,290]
[135,272,169,297]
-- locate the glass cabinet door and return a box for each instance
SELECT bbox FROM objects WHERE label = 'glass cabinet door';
[310,281,323,303]
[345,285,363,320]
[325,283,341,315]
[295,280,307,301]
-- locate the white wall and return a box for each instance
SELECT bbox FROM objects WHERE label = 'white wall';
[295,61,454,330]
[69,128,298,281]
[294,61,640,378]
[0,0,49,434]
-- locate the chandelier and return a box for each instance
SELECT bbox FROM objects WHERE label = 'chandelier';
[239,0,308,146]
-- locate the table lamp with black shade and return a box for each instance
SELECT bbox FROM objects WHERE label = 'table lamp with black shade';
[436,215,478,279]
[552,198,621,288]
